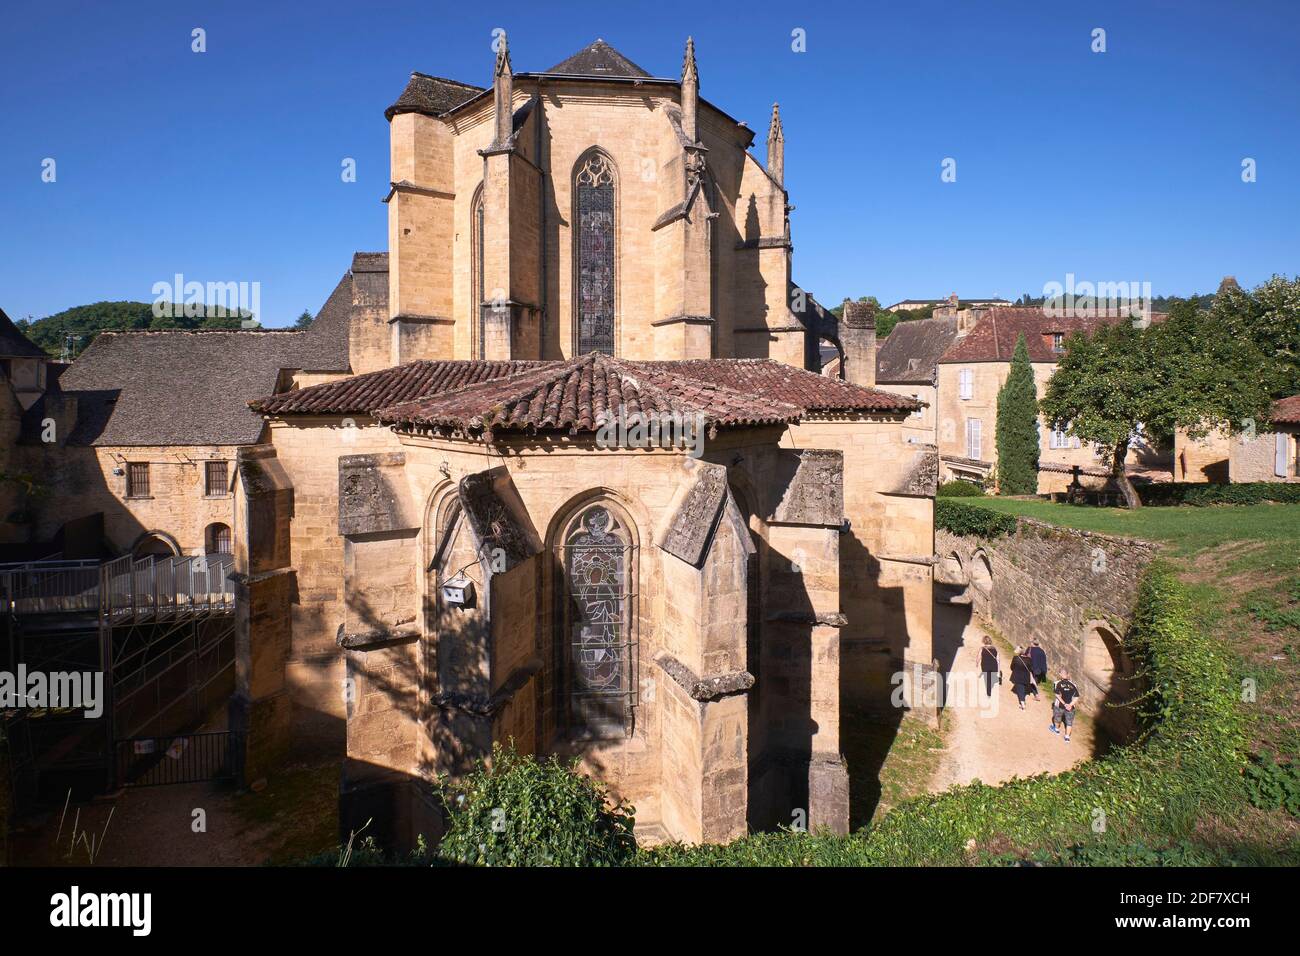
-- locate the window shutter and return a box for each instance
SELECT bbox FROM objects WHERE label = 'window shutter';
[967,418,982,459]
[1277,432,1290,478]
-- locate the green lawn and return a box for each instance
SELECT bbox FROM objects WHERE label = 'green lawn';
[959,497,1300,565]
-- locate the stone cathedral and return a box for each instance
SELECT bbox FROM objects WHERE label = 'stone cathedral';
[232,35,937,848]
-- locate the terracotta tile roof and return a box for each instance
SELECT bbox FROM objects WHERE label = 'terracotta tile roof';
[1272,395,1300,425]
[938,308,1168,364]
[250,360,546,414]
[876,317,960,383]
[255,354,922,434]
[375,354,805,434]
[636,359,922,414]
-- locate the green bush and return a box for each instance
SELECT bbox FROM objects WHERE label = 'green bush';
[1138,481,1300,507]
[437,743,637,867]
[937,480,986,498]
[641,563,1248,865]
[935,498,1019,537]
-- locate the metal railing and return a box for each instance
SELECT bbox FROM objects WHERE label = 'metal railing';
[0,554,234,619]
[116,731,244,787]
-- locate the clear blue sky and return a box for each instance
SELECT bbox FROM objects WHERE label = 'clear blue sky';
[2,0,1296,326]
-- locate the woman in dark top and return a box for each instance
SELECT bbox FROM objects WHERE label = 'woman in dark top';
[978,635,999,697]
[1010,646,1034,710]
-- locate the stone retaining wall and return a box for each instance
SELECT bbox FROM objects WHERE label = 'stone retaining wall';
[936,517,1158,738]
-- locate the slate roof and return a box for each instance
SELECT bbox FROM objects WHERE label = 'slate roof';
[1272,395,1300,425]
[250,360,546,415]
[876,317,960,384]
[293,251,387,373]
[0,306,47,358]
[543,39,653,78]
[938,309,1168,364]
[635,360,921,414]
[385,73,486,121]
[58,330,309,446]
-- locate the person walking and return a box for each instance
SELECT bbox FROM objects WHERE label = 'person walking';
[1010,646,1034,710]
[978,635,1000,698]
[1028,639,1048,701]
[1050,668,1081,742]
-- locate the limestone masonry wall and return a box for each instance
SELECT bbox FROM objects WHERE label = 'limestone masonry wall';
[937,518,1157,735]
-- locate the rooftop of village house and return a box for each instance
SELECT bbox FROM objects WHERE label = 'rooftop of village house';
[937,308,1170,364]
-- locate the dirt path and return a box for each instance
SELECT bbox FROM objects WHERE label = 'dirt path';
[929,606,1094,791]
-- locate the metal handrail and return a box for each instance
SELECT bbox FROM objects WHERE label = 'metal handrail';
[1,554,233,618]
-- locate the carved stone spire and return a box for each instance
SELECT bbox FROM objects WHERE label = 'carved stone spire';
[493,31,514,147]
[680,36,698,143]
[767,102,784,186]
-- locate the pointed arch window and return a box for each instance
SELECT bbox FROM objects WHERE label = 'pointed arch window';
[555,502,637,735]
[471,184,486,359]
[574,152,617,356]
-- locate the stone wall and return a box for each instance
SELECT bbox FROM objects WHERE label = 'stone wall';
[937,518,1158,738]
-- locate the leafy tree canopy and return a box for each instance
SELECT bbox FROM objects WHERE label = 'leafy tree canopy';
[16,301,253,359]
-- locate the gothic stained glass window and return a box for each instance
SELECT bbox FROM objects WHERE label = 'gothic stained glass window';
[561,504,635,733]
[575,153,616,356]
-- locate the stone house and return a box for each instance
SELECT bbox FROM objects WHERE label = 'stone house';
[872,316,960,447]
[1175,395,1300,483]
[934,309,1166,493]
[232,35,938,847]
[3,251,395,560]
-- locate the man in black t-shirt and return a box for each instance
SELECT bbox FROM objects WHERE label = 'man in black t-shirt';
[1050,668,1081,742]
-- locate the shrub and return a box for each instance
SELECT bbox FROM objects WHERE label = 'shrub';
[935,499,1019,538]
[1138,481,1300,507]
[437,743,637,867]
[937,480,986,498]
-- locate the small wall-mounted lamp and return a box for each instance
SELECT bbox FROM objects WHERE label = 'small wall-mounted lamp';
[440,573,475,609]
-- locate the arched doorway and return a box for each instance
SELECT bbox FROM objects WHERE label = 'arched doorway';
[130,530,180,562]
[1083,621,1136,741]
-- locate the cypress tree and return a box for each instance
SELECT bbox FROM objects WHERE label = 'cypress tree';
[995,333,1040,495]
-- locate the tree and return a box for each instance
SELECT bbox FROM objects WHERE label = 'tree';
[294,309,314,330]
[1041,306,1274,508]
[995,333,1039,495]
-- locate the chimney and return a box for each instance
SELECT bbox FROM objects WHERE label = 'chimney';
[492,31,513,147]
[767,102,784,186]
[680,37,698,143]
[840,299,877,388]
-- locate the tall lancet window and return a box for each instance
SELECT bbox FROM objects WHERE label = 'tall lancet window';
[471,184,485,359]
[556,502,638,736]
[574,151,616,355]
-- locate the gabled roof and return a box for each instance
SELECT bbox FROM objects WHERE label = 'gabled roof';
[58,330,308,446]
[876,317,960,383]
[385,73,486,121]
[1272,395,1300,425]
[0,306,47,358]
[543,39,653,78]
[938,309,1168,364]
